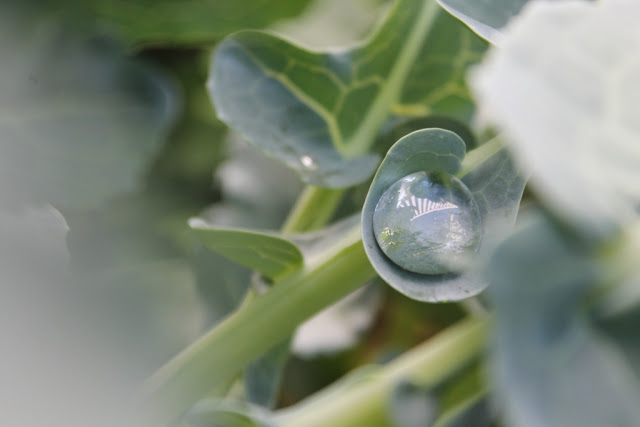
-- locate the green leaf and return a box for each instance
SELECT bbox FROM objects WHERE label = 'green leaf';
[436,0,531,44]
[189,219,304,281]
[0,14,176,211]
[83,0,314,46]
[470,0,639,234]
[392,10,487,121]
[79,259,204,379]
[363,130,525,302]
[362,128,474,302]
[210,0,486,188]
[487,215,640,427]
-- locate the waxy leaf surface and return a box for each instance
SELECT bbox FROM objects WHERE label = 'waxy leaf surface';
[363,129,525,302]
[210,0,485,188]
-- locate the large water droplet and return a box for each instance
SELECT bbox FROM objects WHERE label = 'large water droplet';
[372,171,482,275]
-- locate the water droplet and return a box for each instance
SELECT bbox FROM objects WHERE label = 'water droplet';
[372,171,482,275]
[300,155,316,170]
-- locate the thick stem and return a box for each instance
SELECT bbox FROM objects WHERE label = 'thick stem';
[277,316,488,427]
[281,186,345,234]
[140,232,376,424]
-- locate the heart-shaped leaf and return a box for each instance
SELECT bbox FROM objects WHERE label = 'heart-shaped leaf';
[210,0,486,188]
[362,129,525,302]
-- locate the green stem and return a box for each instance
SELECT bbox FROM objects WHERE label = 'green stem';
[281,185,345,234]
[457,136,504,178]
[346,0,441,156]
[277,316,488,427]
[140,230,376,425]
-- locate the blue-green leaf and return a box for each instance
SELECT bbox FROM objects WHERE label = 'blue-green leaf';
[362,128,475,302]
[363,130,525,302]
[210,0,486,188]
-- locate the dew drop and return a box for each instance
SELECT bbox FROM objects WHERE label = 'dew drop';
[372,171,482,275]
[300,155,317,170]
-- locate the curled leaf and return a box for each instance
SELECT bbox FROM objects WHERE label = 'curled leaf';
[362,129,525,302]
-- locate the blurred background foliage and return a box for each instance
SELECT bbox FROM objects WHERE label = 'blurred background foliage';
[4,1,638,426]
[0,0,473,413]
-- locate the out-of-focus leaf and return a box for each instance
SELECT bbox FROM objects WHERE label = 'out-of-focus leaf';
[189,220,304,281]
[83,0,313,46]
[77,259,204,379]
[0,206,153,426]
[389,358,491,427]
[471,0,640,234]
[487,215,640,427]
[0,12,176,211]
[210,0,485,188]
[245,338,291,408]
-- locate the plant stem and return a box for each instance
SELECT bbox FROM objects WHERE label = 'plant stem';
[457,136,504,178]
[346,0,441,156]
[277,316,488,427]
[140,228,376,425]
[281,185,345,234]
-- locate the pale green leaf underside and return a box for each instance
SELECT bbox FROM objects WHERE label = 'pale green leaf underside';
[210,0,485,188]
[189,219,303,280]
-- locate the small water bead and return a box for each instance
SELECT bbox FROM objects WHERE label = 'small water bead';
[372,171,482,275]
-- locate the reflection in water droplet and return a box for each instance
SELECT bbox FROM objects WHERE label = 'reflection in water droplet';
[373,171,482,275]
[300,155,316,170]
